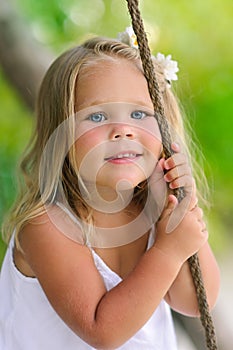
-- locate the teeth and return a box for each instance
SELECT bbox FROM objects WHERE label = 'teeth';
[105,152,140,161]
[116,153,136,159]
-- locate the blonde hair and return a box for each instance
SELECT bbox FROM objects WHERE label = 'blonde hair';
[2,37,208,248]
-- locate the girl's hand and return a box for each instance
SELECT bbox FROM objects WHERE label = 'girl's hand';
[149,142,196,223]
[163,142,193,192]
[155,195,208,265]
[154,143,208,264]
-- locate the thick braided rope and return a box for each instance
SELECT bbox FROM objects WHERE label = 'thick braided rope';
[126,1,218,349]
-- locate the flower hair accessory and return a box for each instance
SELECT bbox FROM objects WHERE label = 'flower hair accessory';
[154,53,179,84]
[117,26,138,49]
[117,26,179,86]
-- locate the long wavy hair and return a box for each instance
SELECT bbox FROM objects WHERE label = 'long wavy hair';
[2,36,208,248]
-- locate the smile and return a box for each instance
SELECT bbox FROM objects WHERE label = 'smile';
[104,152,142,162]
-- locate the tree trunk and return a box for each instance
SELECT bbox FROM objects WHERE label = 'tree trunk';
[0,0,54,110]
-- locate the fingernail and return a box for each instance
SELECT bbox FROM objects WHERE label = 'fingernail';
[164,161,169,170]
[172,142,179,150]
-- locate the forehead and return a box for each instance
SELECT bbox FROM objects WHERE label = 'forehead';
[75,59,153,111]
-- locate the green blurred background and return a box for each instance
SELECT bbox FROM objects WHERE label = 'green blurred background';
[0,0,233,264]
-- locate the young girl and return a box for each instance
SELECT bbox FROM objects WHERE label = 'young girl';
[0,31,220,350]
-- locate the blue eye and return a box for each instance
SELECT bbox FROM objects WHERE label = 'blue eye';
[88,113,106,123]
[131,111,147,120]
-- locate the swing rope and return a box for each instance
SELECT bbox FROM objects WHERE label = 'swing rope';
[126,1,218,349]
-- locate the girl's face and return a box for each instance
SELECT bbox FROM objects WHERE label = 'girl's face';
[74,59,162,197]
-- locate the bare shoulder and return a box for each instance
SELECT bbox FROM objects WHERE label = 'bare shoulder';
[18,207,107,339]
[18,207,89,271]
[18,206,89,276]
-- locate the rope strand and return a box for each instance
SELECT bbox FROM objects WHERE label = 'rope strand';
[126,1,218,349]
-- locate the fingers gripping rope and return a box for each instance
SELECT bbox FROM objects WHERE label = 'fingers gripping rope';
[126,1,218,349]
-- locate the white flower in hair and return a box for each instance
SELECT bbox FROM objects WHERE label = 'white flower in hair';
[117,27,179,85]
[155,53,179,83]
[117,26,138,49]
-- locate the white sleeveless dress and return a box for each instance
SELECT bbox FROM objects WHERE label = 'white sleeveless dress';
[0,232,177,350]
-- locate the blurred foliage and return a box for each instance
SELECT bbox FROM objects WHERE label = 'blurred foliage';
[0,68,32,261]
[0,0,233,262]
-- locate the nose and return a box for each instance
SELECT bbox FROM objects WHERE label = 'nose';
[109,124,135,140]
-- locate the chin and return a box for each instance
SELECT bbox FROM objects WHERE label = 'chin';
[111,176,147,192]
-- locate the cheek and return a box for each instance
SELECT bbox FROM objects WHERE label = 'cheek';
[75,128,105,166]
[148,137,162,158]
[139,118,162,150]
[74,128,111,184]
[140,131,162,179]
[141,127,162,159]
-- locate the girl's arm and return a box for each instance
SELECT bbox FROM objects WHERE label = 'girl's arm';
[19,200,206,350]
[164,241,220,315]
[155,144,220,316]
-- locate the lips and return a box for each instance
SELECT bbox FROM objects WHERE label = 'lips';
[104,151,142,161]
